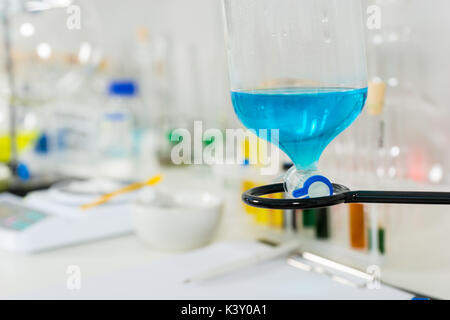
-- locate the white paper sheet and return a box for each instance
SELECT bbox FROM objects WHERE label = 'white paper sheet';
[21,240,414,300]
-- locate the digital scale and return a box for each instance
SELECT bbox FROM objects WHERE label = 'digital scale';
[0,189,133,253]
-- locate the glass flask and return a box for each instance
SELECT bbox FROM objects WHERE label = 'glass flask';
[222,0,368,198]
[1,0,102,103]
[0,0,102,177]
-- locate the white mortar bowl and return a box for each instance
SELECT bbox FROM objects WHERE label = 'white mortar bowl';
[132,188,223,251]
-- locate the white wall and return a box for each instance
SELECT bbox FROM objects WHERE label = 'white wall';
[86,0,450,110]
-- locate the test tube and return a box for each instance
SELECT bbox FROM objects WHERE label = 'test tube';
[302,208,316,239]
[315,207,330,239]
[349,203,366,249]
[269,194,284,230]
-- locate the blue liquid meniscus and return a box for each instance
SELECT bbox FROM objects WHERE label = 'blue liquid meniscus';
[231,87,368,170]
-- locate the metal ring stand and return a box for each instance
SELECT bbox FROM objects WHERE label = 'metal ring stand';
[242,183,450,210]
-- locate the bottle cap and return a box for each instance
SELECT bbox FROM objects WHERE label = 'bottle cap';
[108,80,137,96]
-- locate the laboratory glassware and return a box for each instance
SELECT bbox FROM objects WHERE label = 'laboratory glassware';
[222,0,450,210]
[1,0,102,181]
[222,0,368,198]
[6,0,102,102]
[98,80,138,181]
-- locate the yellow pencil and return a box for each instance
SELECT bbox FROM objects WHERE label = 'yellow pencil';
[80,174,162,210]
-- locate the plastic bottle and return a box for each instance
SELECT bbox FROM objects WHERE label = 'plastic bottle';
[98,80,140,181]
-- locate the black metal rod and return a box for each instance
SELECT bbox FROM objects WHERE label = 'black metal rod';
[242,183,450,210]
[346,190,450,205]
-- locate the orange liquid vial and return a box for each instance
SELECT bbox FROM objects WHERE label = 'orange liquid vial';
[349,203,366,249]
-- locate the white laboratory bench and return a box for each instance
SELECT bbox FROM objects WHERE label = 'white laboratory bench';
[0,181,260,299]
[0,223,449,299]
[0,217,258,299]
[0,166,449,299]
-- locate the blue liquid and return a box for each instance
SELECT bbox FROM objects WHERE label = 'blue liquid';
[231,87,368,170]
